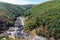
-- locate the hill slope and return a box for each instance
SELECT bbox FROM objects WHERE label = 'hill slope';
[24,1,60,39]
[0,2,34,26]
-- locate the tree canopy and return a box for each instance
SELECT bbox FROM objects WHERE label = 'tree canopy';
[24,1,60,39]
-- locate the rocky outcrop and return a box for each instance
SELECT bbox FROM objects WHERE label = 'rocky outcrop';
[0,16,9,33]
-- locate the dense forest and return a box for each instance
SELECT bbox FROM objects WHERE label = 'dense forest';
[0,0,60,40]
[0,2,34,26]
[24,0,60,39]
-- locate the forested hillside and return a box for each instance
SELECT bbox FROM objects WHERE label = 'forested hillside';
[24,1,60,39]
[0,2,33,26]
[0,0,60,40]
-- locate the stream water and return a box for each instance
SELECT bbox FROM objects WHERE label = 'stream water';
[14,16,48,40]
[3,16,53,40]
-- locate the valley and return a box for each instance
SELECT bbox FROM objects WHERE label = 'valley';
[0,0,60,40]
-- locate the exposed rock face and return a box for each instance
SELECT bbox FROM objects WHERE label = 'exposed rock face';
[2,17,26,39]
[0,16,9,33]
[14,17,26,27]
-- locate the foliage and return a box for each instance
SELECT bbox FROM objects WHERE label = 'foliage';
[36,25,56,38]
[24,17,36,33]
[24,1,60,39]
[0,2,33,26]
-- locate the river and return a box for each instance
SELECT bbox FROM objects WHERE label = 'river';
[3,16,54,40]
[14,16,48,40]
